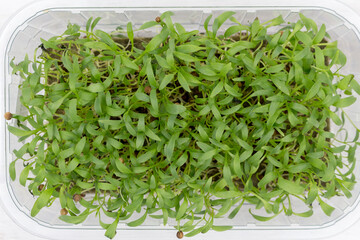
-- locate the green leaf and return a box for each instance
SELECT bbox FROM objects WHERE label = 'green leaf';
[204,14,212,37]
[299,13,318,33]
[174,51,201,62]
[124,115,137,136]
[105,216,120,239]
[318,197,335,216]
[349,78,360,95]
[176,44,203,53]
[164,133,178,159]
[127,22,134,50]
[155,55,171,69]
[145,58,157,88]
[59,210,90,224]
[272,77,290,95]
[224,25,248,38]
[84,41,111,50]
[106,106,125,117]
[290,102,309,114]
[138,21,159,30]
[197,66,217,76]
[75,137,86,155]
[159,73,175,90]
[185,227,203,237]
[145,29,169,53]
[136,133,145,150]
[59,148,74,160]
[198,149,217,163]
[221,104,241,116]
[201,218,213,233]
[249,209,280,221]
[293,209,313,217]
[7,126,36,137]
[98,182,117,191]
[127,210,148,227]
[338,74,354,90]
[296,32,313,46]
[121,56,139,71]
[212,225,233,231]
[115,160,132,174]
[165,103,186,115]
[305,79,321,101]
[91,17,101,31]
[212,11,236,37]
[334,96,356,108]
[210,81,224,98]
[66,158,79,173]
[144,127,161,141]
[9,160,16,181]
[228,41,256,56]
[293,47,310,61]
[176,198,188,220]
[19,165,30,186]
[271,45,283,58]
[14,143,29,158]
[315,46,325,69]
[175,152,188,167]
[148,175,156,191]
[59,186,66,209]
[258,172,277,189]
[48,92,71,114]
[278,177,305,195]
[86,83,105,93]
[31,188,54,217]
[61,54,72,71]
[265,15,285,28]
[265,64,284,74]
[79,199,98,209]
[94,29,118,50]
[223,161,233,189]
[137,149,157,164]
[288,109,300,126]
[313,24,326,44]
[177,71,191,92]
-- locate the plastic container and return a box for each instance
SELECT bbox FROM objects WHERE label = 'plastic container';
[1,0,360,239]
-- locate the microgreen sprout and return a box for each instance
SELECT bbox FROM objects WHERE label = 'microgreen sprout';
[7,11,360,239]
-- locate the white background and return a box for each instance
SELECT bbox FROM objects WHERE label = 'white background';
[1,0,360,239]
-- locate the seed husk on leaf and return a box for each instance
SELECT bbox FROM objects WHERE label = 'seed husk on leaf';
[4,112,12,120]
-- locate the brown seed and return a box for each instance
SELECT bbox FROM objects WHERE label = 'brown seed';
[144,86,152,94]
[155,16,161,23]
[38,184,44,191]
[81,193,86,198]
[119,157,124,163]
[176,231,184,239]
[73,194,82,202]
[60,208,68,216]
[4,112,12,120]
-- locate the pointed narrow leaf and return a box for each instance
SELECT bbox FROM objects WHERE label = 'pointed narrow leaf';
[127,210,148,227]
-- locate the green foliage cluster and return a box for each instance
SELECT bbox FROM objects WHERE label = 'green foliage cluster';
[7,11,360,238]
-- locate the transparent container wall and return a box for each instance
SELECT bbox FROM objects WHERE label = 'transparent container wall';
[6,7,360,230]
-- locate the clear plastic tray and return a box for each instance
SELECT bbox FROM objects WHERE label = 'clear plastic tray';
[1,0,360,239]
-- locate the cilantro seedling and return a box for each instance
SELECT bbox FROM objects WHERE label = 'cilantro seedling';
[6,12,360,239]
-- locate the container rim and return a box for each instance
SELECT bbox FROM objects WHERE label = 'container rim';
[1,0,360,239]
